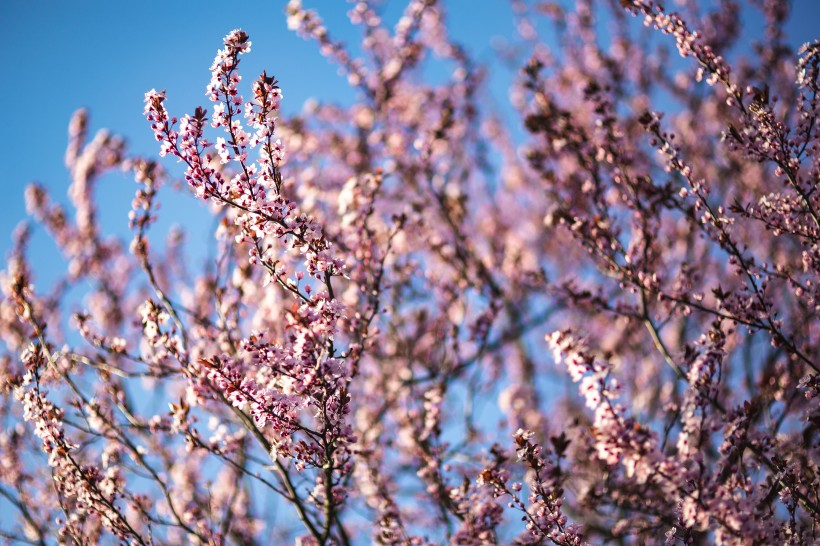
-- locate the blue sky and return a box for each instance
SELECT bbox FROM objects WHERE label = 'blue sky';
[1,0,818,270]
[0,1,520,277]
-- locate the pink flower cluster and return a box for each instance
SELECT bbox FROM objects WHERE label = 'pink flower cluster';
[2,1,820,544]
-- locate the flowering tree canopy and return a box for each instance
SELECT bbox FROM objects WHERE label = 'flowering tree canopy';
[2,0,819,544]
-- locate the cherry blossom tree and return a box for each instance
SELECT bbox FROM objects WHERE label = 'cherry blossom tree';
[1,0,819,544]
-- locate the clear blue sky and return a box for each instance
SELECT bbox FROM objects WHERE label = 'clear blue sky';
[0,1,519,274]
[1,0,818,269]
